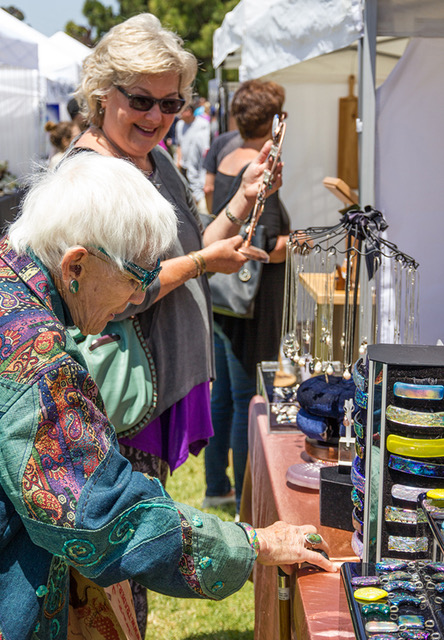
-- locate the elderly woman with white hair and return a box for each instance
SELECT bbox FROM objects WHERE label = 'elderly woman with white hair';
[0,153,334,640]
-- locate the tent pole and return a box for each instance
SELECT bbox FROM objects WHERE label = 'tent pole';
[358,0,378,207]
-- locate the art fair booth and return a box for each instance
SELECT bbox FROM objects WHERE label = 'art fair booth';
[0,8,89,180]
[213,2,444,638]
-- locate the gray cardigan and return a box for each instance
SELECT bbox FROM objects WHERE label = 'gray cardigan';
[118,146,215,419]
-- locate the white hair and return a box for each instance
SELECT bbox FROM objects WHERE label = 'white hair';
[9,152,178,274]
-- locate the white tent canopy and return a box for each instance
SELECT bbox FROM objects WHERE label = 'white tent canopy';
[0,8,83,84]
[0,9,90,177]
[213,0,444,344]
[214,0,444,79]
[214,0,363,80]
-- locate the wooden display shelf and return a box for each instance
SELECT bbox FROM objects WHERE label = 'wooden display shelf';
[299,272,360,305]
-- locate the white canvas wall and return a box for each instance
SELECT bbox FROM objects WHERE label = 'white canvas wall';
[0,68,44,177]
[375,37,444,344]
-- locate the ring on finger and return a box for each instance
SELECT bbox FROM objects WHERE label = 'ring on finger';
[304,533,323,550]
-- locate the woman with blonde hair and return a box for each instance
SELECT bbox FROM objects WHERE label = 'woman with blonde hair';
[72,16,285,631]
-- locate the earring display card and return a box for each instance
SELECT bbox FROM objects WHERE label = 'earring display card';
[364,345,444,565]
[341,560,444,640]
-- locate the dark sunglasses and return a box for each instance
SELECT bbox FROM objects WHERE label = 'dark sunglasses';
[116,85,185,114]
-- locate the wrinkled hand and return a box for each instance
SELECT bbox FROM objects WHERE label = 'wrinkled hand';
[255,521,337,574]
[241,139,283,201]
[201,235,248,274]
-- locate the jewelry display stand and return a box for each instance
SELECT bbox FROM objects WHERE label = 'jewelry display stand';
[338,344,444,640]
[363,344,444,564]
[280,205,419,503]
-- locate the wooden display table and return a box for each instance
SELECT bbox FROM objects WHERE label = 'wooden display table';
[241,396,356,640]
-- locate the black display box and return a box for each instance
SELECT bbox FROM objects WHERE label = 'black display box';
[319,465,354,531]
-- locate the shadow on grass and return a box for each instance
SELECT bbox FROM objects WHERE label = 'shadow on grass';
[182,632,253,640]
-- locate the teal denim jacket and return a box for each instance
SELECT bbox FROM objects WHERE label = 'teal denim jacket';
[0,238,256,640]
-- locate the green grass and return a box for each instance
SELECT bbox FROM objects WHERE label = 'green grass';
[145,451,255,640]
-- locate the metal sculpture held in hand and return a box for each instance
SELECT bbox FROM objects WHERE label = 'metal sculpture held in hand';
[239,113,287,263]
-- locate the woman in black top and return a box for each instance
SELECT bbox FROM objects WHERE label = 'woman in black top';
[203,80,290,514]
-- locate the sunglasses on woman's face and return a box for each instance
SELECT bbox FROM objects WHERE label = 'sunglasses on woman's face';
[116,85,185,114]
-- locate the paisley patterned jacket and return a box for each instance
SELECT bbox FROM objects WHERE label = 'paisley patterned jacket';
[0,238,255,640]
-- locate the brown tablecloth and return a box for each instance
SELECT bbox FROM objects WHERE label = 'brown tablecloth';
[242,395,357,640]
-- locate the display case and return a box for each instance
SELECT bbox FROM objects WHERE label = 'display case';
[256,361,300,433]
[341,345,444,639]
[363,345,444,565]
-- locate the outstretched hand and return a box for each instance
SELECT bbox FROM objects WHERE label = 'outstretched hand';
[241,139,283,201]
[200,235,248,274]
[255,521,337,574]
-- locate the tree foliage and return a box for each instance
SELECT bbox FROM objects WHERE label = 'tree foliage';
[1,5,24,20]
[64,0,237,95]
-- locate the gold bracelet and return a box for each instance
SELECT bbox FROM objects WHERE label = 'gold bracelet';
[187,252,201,278]
[192,251,207,275]
[225,205,250,226]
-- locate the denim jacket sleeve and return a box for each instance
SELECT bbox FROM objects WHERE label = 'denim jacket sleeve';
[0,357,255,601]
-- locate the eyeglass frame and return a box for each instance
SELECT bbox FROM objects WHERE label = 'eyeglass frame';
[86,246,162,292]
[115,85,185,114]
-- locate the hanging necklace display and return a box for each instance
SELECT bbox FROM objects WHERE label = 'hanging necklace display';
[239,113,287,263]
[281,206,420,377]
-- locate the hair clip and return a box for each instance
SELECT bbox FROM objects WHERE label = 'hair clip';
[434,582,444,593]
[355,440,365,459]
[424,562,444,573]
[365,621,398,634]
[351,530,363,558]
[380,570,414,582]
[361,602,391,617]
[354,586,388,602]
[352,508,363,534]
[376,559,408,572]
[393,382,444,400]
[384,505,426,525]
[388,454,444,479]
[387,434,444,459]
[351,457,366,493]
[387,592,423,607]
[355,387,368,409]
[422,499,444,518]
[385,581,421,593]
[352,360,367,391]
[399,632,431,640]
[391,484,432,503]
[353,415,365,439]
[427,488,444,501]
[351,488,364,511]
[429,574,444,585]
[387,535,428,554]
[398,614,425,629]
[351,574,380,587]
[386,405,444,428]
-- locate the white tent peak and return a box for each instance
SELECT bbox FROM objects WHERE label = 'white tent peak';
[213,0,363,79]
[49,31,91,66]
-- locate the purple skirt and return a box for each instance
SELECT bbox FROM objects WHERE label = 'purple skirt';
[119,381,213,472]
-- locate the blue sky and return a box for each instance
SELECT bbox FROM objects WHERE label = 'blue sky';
[12,0,120,37]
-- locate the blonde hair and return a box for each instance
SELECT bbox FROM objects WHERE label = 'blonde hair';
[78,13,197,126]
